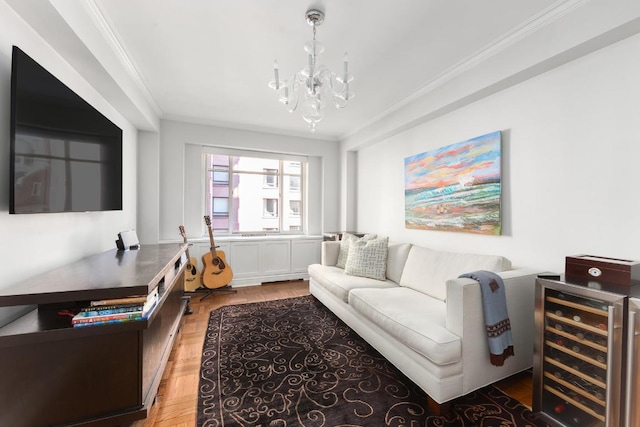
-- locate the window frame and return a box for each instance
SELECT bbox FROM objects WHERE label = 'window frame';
[203,149,307,235]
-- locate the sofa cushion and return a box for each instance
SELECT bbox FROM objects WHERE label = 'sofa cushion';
[308,264,398,303]
[344,236,389,280]
[336,233,377,269]
[399,246,511,302]
[386,242,412,283]
[348,287,461,366]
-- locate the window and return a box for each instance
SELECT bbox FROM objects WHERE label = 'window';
[289,176,300,192]
[289,200,301,216]
[204,151,306,234]
[211,155,229,183]
[213,170,229,183]
[263,169,278,188]
[212,197,229,216]
[263,198,278,217]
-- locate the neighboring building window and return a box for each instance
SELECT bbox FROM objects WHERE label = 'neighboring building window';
[289,200,301,216]
[213,168,229,184]
[204,152,306,234]
[289,175,300,192]
[263,169,278,188]
[263,198,278,217]
[212,197,229,216]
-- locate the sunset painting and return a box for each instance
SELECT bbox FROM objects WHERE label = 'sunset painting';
[404,131,502,235]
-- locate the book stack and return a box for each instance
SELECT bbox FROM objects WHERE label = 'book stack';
[72,287,159,327]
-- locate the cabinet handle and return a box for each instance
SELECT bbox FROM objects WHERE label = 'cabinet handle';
[605,306,614,427]
[625,310,636,427]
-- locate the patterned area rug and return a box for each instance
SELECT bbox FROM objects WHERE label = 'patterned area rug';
[198,295,548,427]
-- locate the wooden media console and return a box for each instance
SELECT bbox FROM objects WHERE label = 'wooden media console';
[0,243,188,427]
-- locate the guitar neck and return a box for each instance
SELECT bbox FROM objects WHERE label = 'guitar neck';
[208,226,217,255]
[179,227,192,259]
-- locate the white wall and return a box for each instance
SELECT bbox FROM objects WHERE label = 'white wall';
[139,119,340,243]
[0,3,137,303]
[137,130,160,244]
[350,32,640,274]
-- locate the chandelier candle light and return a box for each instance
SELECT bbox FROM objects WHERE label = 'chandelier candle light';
[269,8,354,132]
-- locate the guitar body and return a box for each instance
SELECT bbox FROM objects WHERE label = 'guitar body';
[201,215,234,289]
[179,225,201,291]
[184,256,201,291]
[201,250,234,289]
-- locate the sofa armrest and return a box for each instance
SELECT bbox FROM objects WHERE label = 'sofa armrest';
[321,241,340,266]
[444,268,543,391]
[445,268,541,338]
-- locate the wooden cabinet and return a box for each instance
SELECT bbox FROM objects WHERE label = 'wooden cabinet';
[0,244,188,427]
[192,236,321,286]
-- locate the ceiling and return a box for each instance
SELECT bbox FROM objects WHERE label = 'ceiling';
[4,0,625,140]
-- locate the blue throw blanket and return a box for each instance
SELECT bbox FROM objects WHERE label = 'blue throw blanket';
[459,270,514,366]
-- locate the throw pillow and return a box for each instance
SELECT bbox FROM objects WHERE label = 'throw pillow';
[344,236,389,281]
[336,233,376,269]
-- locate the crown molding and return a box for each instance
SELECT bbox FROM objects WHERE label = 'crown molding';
[162,113,339,142]
[341,0,591,141]
[81,0,163,117]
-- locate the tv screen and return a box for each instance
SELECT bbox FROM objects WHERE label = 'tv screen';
[10,46,123,214]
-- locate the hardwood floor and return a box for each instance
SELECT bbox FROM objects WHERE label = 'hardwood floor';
[133,279,533,426]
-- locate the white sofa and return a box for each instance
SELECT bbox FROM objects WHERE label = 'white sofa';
[308,239,540,413]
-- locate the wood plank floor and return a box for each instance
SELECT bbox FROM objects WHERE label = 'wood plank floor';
[132,280,533,426]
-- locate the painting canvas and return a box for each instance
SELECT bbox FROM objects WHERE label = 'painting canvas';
[404,131,502,235]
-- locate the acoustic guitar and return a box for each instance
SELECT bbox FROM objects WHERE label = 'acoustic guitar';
[178,225,201,291]
[201,215,233,289]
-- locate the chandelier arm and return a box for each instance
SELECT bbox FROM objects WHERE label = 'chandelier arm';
[284,82,300,112]
[323,74,343,99]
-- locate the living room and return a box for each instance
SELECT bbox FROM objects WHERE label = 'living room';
[1,1,640,426]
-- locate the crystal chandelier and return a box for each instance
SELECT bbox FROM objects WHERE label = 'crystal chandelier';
[269,9,354,133]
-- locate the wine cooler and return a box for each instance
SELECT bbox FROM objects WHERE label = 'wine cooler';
[534,278,626,427]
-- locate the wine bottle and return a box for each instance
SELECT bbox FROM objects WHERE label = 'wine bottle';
[554,402,566,413]
[578,296,609,311]
[575,330,607,347]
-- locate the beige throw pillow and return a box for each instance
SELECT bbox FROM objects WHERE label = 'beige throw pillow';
[344,236,389,281]
[336,233,377,269]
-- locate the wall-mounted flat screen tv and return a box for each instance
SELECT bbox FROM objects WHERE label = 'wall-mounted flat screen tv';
[10,46,123,214]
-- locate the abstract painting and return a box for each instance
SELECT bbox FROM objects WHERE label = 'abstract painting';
[404,131,502,235]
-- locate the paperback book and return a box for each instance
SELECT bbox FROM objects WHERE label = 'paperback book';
[79,303,144,316]
[90,287,158,307]
[72,311,143,325]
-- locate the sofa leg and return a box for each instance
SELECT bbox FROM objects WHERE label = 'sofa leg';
[427,395,451,416]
